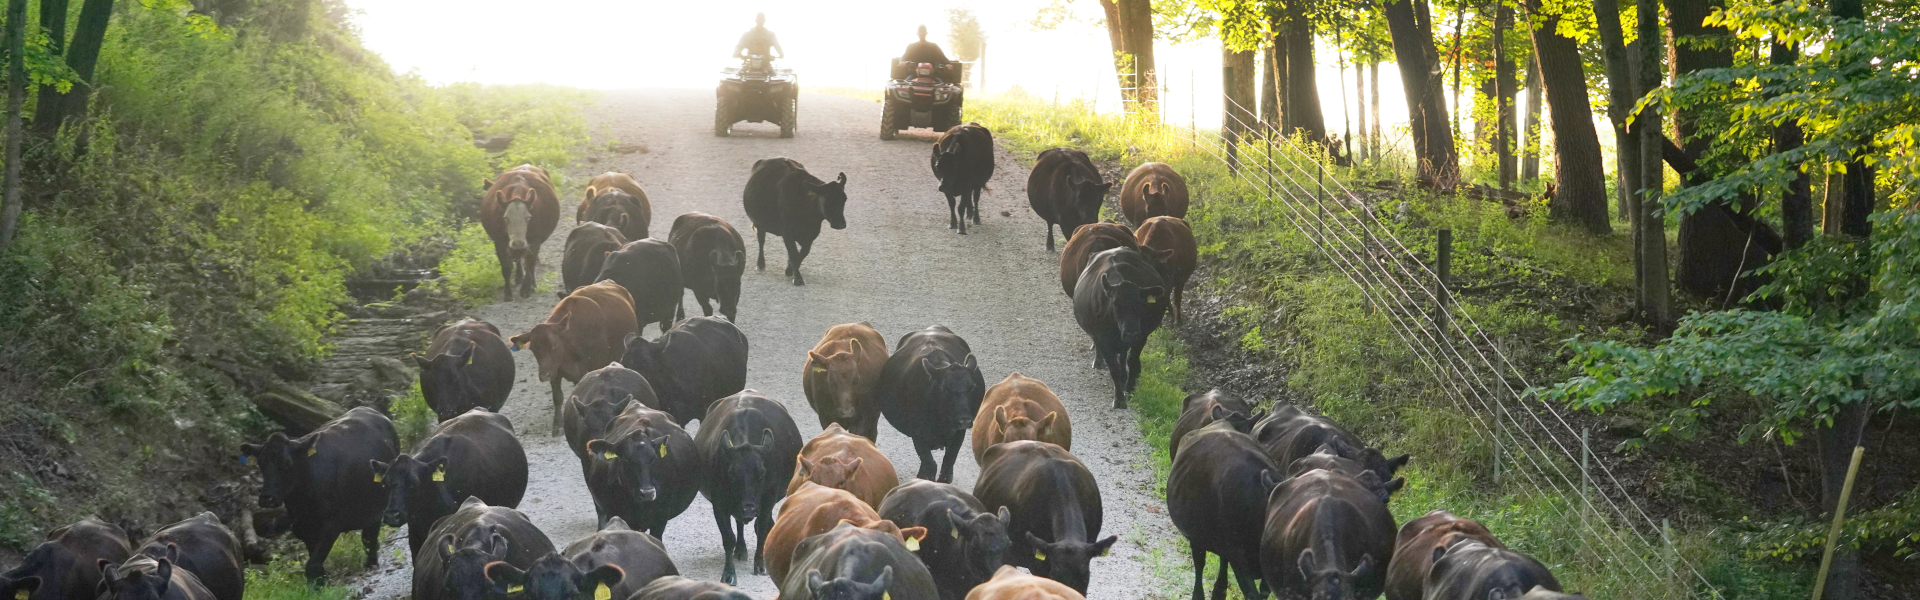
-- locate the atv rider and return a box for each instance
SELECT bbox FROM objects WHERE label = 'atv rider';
[900,25,950,66]
[735,13,784,60]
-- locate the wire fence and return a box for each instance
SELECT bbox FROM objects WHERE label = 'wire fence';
[1122,93,1720,598]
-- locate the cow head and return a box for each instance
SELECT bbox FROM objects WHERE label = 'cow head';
[503,202,533,252]
[1101,267,1167,345]
[585,424,673,503]
[1063,175,1112,232]
[416,341,485,421]
[812,174,850,230]
[1297,547,1373,600]
[96,555,175,600]
[948,506,1012,581]
[994,405,1060,445]
[807,342,865,424]
[795,454,864,492]
[1352,470,1405,505]
[372,453,454,527]
[1143,180,1176,214]
[920,354,982,431]
[485,553,624,600]
[240,431,318,508]
[1,575,42,600]
[438,531,511,600]
[512,319,572,383]
[805,565,891,600]
[1346,443,1410,485]
[1023,532,1117,593]
[717,427,776,518]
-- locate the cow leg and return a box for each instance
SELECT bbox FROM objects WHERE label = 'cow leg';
[698,295,715,317]
[1127,342,1147,393]
[756,229,769,271]
[753,503,773,575]
[1109,348,1131,409]
[970,189,982,225]
[497,248,517,301]
[937,430,963,483]
[1209,554,1230,600]
[1044,221,1057,251]
[1230,563,1264,600]
[303,532,336,584]
[1175,284,1186,325]
[791,239,811,286]
[1188,547,1207,600]
[520,252,539,298]
[713,508,738,585]
[735,517,751,561]
[551,378,564,436]
[947,194,959,231]
[911,435,939,481]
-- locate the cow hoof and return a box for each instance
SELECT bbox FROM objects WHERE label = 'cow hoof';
[1113,398,1129,409]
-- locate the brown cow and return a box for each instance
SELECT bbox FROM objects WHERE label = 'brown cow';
[764,482,925,589]
[578,172,651,226]
[971,373,1071,464]
[1057,223,1142,297]
[964,565,1086,600]
[787,423,900,508]
[1134,216,1196,324]
[803,323,889,440]
[1118,162,1189,225]
[509,281,639,436]
[480,164,561,300]
[1383,510,1503,600]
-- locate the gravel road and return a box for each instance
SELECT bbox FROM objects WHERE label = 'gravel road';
[359,89,1173,599]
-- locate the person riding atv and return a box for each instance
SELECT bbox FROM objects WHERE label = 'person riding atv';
[879,25,963,140]
[717,13,797,137]
[735,13,784,61]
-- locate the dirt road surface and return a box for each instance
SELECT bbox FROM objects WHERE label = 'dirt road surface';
[359,89,1172,599]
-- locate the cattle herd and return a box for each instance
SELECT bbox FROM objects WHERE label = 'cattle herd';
[0,121,1589,600]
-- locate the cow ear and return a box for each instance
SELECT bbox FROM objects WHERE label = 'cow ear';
[1259,469,1280,495]
[586,440,615,460]
[482,178,493,191]
[845,457,862,473]
[1102,269,1123,288]
[1296,548,1317,579]
[151,559,172,596]
[487,533,510,560]
[1489,590,1509,600]
[807,570,826,595]
[413,353,431,370]
[1352,554,1374,578]
[622,332,643,348]
[1092,535,1119,557]
[11,576,42,597]
[1386,477,1406,495]
[585,185,600,200]
[1155,248,1176,263]
[586,564,625,591]
[1387,453,1412,472]
[795,456,813,476]
[437,534,458,560]
[836,172,847,185]
[808,350,829,365]
[293,436,318,459]
[484,561,526,595]
[996,505,1011,523]
[457,344,476,367]
[1038,412,1058,432]
[1210,404,1229,421]
[239,443,260,457]
[993,406,1010,428]
[962,354,977,370]
[867,566,893,593]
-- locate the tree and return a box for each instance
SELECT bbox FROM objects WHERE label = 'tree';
[33,0,114,135]
[1527,0,1610,234]
[29,0,66,134]
[1279,0,1325,143]
[1519,55,1542,181]
[1668,0,1780,302]
[0,0,24,253]
[1492,3,1516,188]
[947,8,987,62]
[1098,0,1160,115]
[1381,0,1458,188]
[1634,0,1671,324]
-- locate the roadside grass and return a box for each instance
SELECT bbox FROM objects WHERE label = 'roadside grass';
[971,93,1805,599]
[246,532,381,600]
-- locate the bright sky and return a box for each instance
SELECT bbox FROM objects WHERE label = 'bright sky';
[341,0,1429,132]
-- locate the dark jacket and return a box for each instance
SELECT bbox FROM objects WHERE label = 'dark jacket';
[902,40,949,65]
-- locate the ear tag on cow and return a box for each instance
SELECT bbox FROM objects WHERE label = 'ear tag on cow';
[373,472,383,484]
[431,466,446,482]
[307,446,318,457]
[950,527,960,539]
[1100,547,1110,557]
[506,586,524,595]
[603,451,619,460]
[903,536,920,552]
[657,445,667,458]
[16,589,28,600]
[1146,296,1157,304]
[594,583,611,600]
[883,594,890,600]
[812,366,827,374]
[1034,550,1047,561]
[465,354,475,366]
[239,455,249,466]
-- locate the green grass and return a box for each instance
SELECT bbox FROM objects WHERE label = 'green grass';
[246,532,385,600]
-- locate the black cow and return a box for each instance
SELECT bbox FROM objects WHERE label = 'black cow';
[741,157,848,286]
[1252,405,1409,487]
[877,480,1012,600]
[583,404,701,540]
[931,123,995,234]
[1287,441,1404,504]
[972,441,1117,594]
[1424,539,1562,600]
[696,391,803,585]
[1259,469,1396,600]
[412,498,556,600]
[1167,421,1278,600]
[632,576,754,600]
[562,363,658,464]
[132,514,242,600]
[668,213,746,322]
[1,518,131,600]
[562,223,629,296]
[373,408,529,556]
[239,407,397,583]
[585,190,652,242]
[417,319,516,422]
[1168,389,1263,461]
[1026,148,1112,251]
[482,517,678,600]
[597,239,683,336]
[620,316,749,426]
[1072,247,1168,409]
[779,522,940,600]
[875,325,985,483]
[95,554,214,600]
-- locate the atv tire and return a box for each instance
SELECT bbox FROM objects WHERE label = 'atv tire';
[780,95,797,138]
[879,100,898,141]
[714,97,732,137]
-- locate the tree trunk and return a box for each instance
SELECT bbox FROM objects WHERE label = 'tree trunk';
[1520,55,1542,181]
[1382,0,1458,188]
[1357,57,1369,160]
[1816,401,1870,600]
[1119,0,1157,117]
[1494,4,1516,188]
[36,0,113,135]
[1671,0,1773,300]
[1529,0,1611,234]
[1224,48,1258,133]
[1098,0,1133,107]
[1635,0,1671,325]
[1449,2,1465,137]
[1261,44,1280,130]
[1280,0,1325,144]
[1593,0,1638,220]
[0,0,24,253]
[1370,61,1381,160]
[1771,41,1812,250]
[30,0,67,135]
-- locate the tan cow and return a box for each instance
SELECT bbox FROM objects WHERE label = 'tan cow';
[763,482,925,588]
[509,280,638,436]
[1118,162,1190,225]
[970,373,1072,463]
[803,322,889,439]
[480,164,560,300]
[787,423,899,508]
[578,171,650,222]
[965,565,1086,600]
[1135,216,1196,324]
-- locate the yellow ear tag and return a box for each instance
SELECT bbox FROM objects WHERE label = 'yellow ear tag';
[373,472,383,483]
[431,466,446,482]
[594,583,611,600]
[903,536,920,552]
[950,527,960,539]
[307,446,318,457]
[812,366,827,374]
[882,594,890,600]
[1146,296,1157,304]
[506,586,524,595]
[603,451,618,460]
[17,589,30,600]
[1034,550,1047,561]
[657,445,667,458]
[1100,548,1110,557]
[466,354,475,366]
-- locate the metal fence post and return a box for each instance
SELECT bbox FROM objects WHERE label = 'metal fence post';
[1436,229,1453,329]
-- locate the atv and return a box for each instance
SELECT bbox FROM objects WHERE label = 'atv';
[716,55,798,138]
[879,59,963,140]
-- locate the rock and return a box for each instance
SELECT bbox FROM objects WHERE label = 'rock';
[369,356,415,388]
[475,134,514,152]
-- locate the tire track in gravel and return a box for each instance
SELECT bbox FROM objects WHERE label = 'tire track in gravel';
[358,89,1173,599]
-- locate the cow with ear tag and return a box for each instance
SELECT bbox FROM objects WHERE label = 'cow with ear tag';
[781,522,939,600]
[583,404,701,540]
[1287,440,1406,504]
[416,319,516,422]
[973,441,1117,594]
[511,280,639,436]
[562,363,657,465]
[412,498,554,600]
[802,322,888,441]
[971,372,1072,465]
[668,212,747,323]
[372,408,528,556]
[238,407,396,584]
[878,480,1013,600]
[95,552,213,600]
[696,391,802,585]
[1072,247,1169,408]
[131,514,243,600]
[1118,162,1190,225]
[1259,469,1396,600]
[1,517,131,600]
[876,325,986,483]
[741,157,850,286]
[620,316,750,426]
